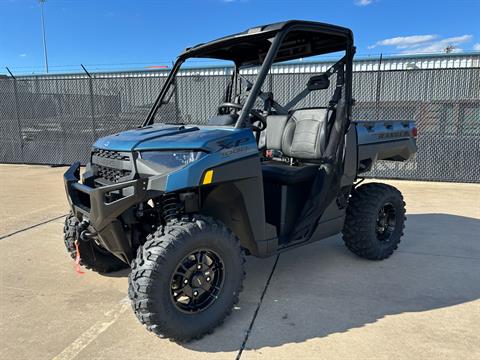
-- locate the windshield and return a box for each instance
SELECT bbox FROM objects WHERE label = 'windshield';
[148,49,349,128]
[152,58,239,125]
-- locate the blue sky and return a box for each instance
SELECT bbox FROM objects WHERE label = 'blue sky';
[1,0,479,74]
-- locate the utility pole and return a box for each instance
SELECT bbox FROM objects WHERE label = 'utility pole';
[39,0,49,73]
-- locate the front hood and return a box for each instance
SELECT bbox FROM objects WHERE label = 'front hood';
[93,124,244,152]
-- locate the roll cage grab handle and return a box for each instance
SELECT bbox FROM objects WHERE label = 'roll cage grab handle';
[143,25,355,129]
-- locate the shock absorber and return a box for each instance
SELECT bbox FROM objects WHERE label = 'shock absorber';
[162,193,179,223]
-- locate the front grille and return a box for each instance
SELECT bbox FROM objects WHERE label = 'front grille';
[96,165,132,183]
[92,149,129,161]
[91,148,133,184]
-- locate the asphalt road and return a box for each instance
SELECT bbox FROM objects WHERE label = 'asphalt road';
[0,164,479,359]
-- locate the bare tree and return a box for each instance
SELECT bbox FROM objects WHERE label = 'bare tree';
[444,45,457,54]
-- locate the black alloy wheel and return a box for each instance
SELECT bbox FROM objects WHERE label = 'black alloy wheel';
[170,249,225,313]
[376,202,397,242]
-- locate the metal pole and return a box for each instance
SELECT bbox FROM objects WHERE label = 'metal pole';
[143,58,184,127]
[81,64,96,141]
[39,0,49,73]
[172,62,180,121]
[375,53,383,121]
[6,67,25,162]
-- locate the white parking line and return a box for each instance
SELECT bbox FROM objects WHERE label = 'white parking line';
[51,297,130,360]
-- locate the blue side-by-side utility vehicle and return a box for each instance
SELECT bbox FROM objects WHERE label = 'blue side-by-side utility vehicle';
[63,20,417,341]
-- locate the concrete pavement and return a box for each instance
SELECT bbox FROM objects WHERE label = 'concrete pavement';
[0,165,479,359]
[0,164,69,237]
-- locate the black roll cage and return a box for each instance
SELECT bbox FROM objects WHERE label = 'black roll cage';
[143,21,355,129]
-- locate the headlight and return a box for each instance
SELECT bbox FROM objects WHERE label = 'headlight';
[139,151,206,173]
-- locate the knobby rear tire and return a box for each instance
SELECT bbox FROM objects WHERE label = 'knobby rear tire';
[342,183,406,260]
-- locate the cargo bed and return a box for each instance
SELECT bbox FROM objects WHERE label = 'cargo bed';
[354,120,417,173]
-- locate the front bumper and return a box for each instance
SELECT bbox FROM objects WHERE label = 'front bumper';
[64,162,149,262]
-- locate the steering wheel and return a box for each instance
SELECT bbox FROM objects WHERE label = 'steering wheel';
[249,109,267,132]
[218,102,267,132]
[218,102,243,113]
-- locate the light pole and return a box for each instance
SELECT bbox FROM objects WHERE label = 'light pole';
[39,0,49,73]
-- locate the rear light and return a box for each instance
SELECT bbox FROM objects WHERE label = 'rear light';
[412,127,418,138]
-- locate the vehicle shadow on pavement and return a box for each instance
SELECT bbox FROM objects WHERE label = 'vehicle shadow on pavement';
[101,268,130,277]
[185,213,480,352]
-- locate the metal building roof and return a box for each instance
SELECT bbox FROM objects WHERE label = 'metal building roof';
[10,52,480,80]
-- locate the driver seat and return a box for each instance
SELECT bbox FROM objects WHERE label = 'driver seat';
[262,108,331,184]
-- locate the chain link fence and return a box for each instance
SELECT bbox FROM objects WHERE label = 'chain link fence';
[1,54,479,183]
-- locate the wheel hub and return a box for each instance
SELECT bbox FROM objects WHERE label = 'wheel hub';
[376,202,397,242]
[170,250,224,313]
[191,273,206,288]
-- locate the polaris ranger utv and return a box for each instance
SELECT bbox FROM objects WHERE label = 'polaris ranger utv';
[63,20,417,341]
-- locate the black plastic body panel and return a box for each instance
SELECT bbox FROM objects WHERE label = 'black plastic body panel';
[263,179,313,243]
[341,125,358,186]
[200,155,277,258]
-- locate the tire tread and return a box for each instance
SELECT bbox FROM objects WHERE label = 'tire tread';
[128,215,245,342]
[63,213,128,273]
[342,183,406,260]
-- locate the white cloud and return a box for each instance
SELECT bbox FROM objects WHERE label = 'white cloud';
[473,43,480,51]
[369,34,474,54]
[354,0,375,6]
[19,53,27,57]
[369,35,437,49]
[400,35,473,54]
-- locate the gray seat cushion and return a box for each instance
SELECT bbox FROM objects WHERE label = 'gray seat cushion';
[259,115,289,150]
[282,109,328,160]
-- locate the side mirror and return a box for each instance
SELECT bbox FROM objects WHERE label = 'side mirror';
[307,74,330,91]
